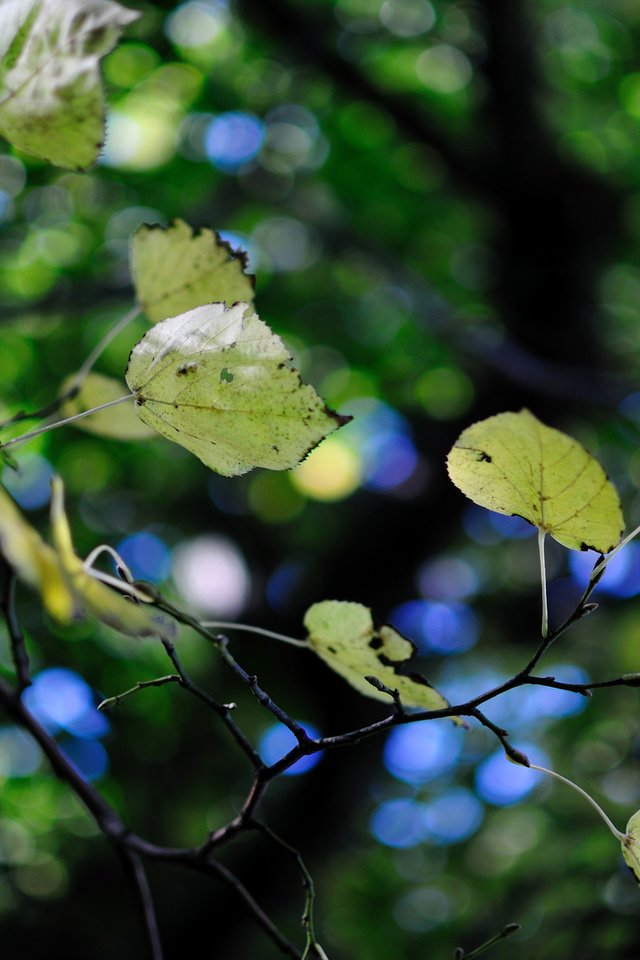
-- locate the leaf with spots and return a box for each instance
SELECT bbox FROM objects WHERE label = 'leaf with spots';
[131,219,255,325]
[0,0,139,169]
[303,600,458,717]
[60,372,154,440]
[125,302,350,476]
[446,409,624,553]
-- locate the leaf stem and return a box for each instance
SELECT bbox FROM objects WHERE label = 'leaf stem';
[0,394,135,450]
[528,762,625,841]
[201,621,308,648]
[71,307,141,388]
[591,523,640,579]
[0,307,141,431]
[537,529,548,638]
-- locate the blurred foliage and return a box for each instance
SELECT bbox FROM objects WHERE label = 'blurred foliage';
[3,0,640,958]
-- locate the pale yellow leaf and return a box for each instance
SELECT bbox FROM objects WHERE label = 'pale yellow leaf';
[303,599,457,716]
[0,484,76,621]
[131,219,255,325]
[0,0,139,169]
[49,477,175,640]
[125,302,350,476]
[447,409,624,553]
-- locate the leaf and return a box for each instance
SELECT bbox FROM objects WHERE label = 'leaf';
[303,600,457,716]
[50,477,176,640]
[131,219,255,325]
[125,302,350,477]
[0,0,139,169]
[0,484,76,621]
[60,372,154,440]
[446,409,624,553]
[0,479,176,638]
[622,810,640,882]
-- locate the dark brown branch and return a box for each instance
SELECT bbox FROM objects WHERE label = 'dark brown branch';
[117,847,164,960]
[159,636,264,770]
[188,857,302,959]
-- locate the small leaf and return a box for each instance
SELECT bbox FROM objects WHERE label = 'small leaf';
[50,477,176,640]
[622,810,640,881]
[131,219,255,325]
[0,0,139,169]
[0,484,77,622]
[125,302,350,476]
[447,409,624,553]
[303,600,457,716]
[60,372,154,439]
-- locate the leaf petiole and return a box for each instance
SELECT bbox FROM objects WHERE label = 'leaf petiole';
[70,307,141,390]
[528,762,625,841]
[537,528,548,639]
[201,621,308,648]
[0,394,135,451]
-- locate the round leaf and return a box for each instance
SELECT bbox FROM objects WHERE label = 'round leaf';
[131,219,255,325]
[125,302,350,477]
[447,409,624,552]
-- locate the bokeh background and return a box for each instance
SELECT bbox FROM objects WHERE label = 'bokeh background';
[2,0,640,956]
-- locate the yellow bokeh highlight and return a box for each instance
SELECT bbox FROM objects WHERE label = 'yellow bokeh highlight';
[290,436,362,502]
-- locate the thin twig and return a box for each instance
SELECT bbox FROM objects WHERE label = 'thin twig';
[159,637,264,769]
[189,857,302,959]
[0,674,301,959]
[98,675,181,711]
[117,847,165,960]
[252,820,326,959]
[152,596,313,743]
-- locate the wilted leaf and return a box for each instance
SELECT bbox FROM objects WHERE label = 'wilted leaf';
[60,372,154,439]
[50,477,175,640]
[0,484,76,621]
[131,219,255,325]
[0,0,139,169]
[622,810,640,881]
[447,409,624,553]
[125,302,350,477]
[303,600,456,715]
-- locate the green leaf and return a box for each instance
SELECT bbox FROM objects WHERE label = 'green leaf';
[125,302,350,477]
[0,0,139,169]
[303,600,457,715]
[131,219,255,325]
[60,372,154,440]
[447,409,624,553]
[622,810,640,881]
